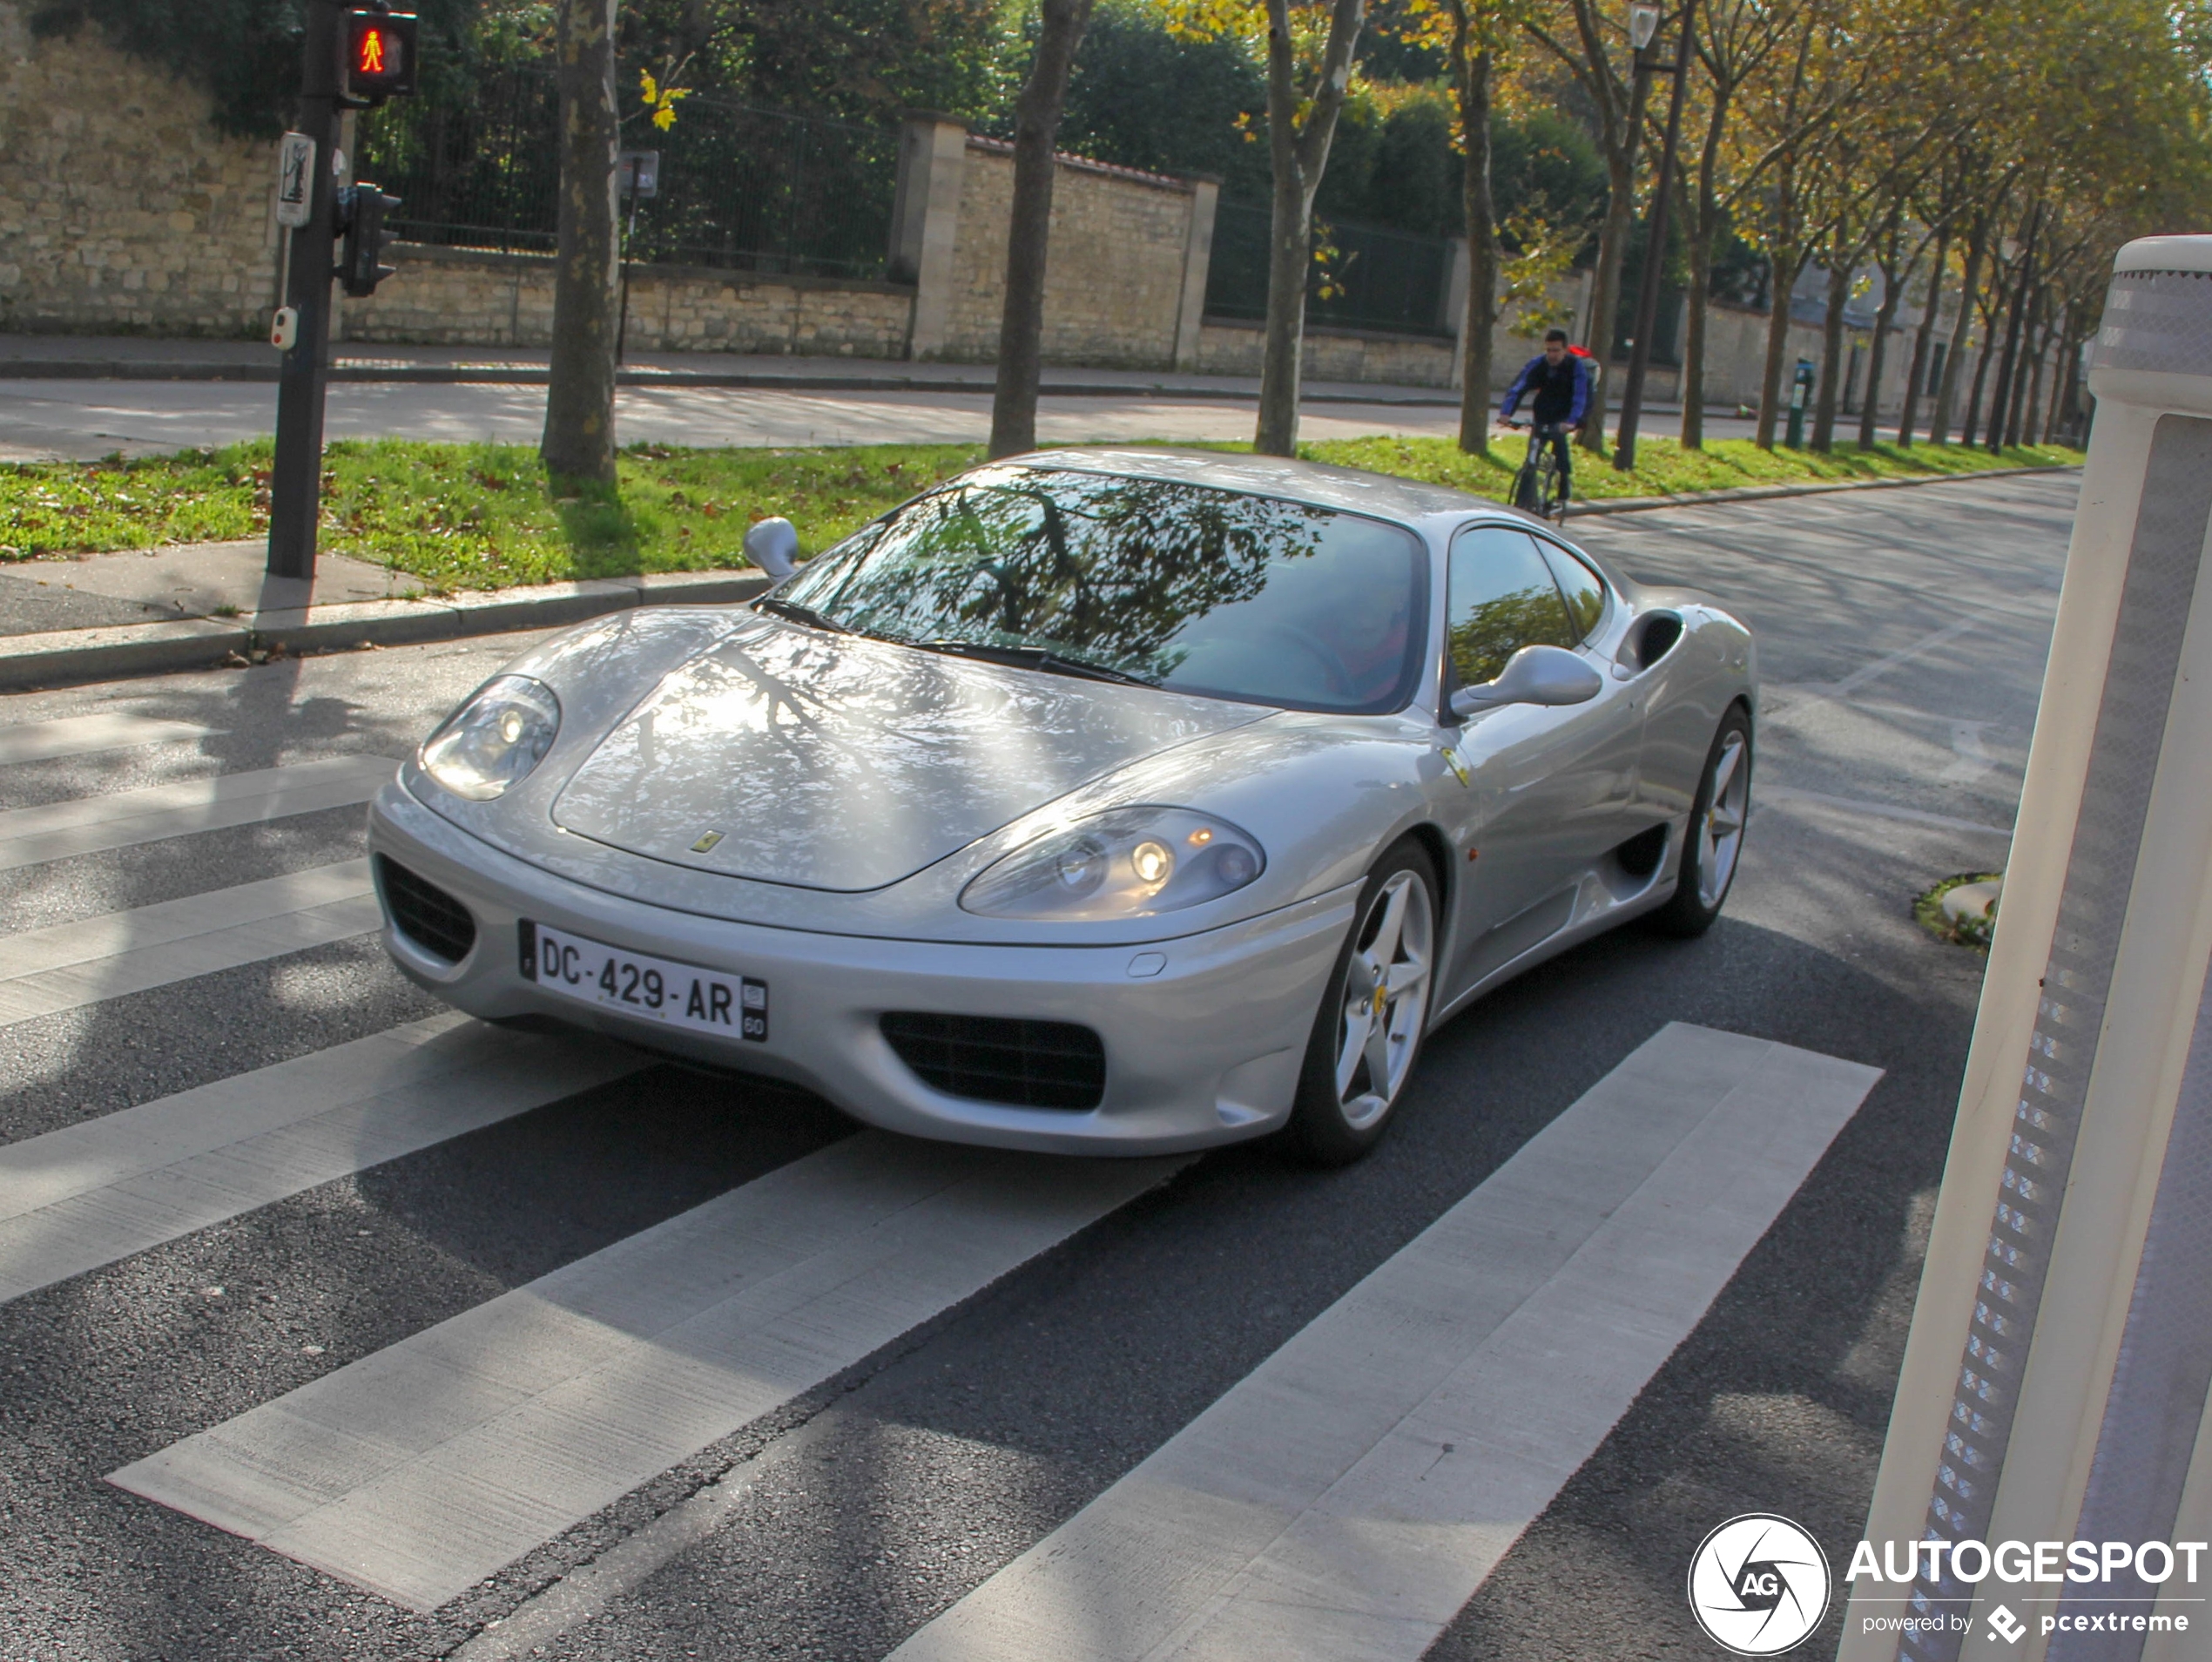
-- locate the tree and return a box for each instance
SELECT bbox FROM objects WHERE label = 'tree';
[1445,0,1503,456]
[1254,0,1372,453]
[1521,0,1654,453]
[1677,0,1802,449]
[990,0,1099,458]
[542,0,622,485]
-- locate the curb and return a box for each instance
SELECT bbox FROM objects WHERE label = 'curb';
[0,358,1464,408]
[0,567,768,691]
[1561,463,2075,518]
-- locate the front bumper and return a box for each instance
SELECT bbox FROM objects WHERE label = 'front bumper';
[366,783,1359,1154]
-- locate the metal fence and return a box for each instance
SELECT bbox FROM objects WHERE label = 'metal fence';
[1204,199,1454,338]
[358,70,900,281]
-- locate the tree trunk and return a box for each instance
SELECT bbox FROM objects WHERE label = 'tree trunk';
[1929,225,1986,444]
[2011,288,2044,449]
[1255,149,1314,456]
[2047,307,2078,444]
[1811,256,1849,452]
[1680,88,1730,452]
[1960,307,1994,447]
[1454,37,1498,456]
[1986,201,2040,454]
[1755,246,1805,450]
[1255,0,1366,456]
[541,0,621,484]
[1896,223,1949,447]
[988,0,1096,459]
[1857,221,1906,449]
[1577,68,1650,456]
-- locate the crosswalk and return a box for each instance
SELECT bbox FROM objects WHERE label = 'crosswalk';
[0,696,1885,1657]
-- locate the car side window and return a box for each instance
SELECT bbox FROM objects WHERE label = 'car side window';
[1535,538,1608,641]
[1446,525,1579,686]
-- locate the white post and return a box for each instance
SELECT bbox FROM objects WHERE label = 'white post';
[890,113,969,361]
[1841,233,2212,1662]
[1172,179,1219,373]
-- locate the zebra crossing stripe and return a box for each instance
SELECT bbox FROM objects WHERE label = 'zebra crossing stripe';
[0,858,381,1025]
[0,1015,644,1302]
[889,1024,1883,1662]
[109,1133,1188,1612]
[0,712,210,765]
[0,753,396,870]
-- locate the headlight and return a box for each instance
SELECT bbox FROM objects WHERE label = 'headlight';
[960,807,1265,921]
[418,675,561,801]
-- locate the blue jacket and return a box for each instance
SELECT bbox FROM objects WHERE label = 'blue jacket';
[1501,351,1591,426]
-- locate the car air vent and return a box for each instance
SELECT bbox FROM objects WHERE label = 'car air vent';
[375,855,478,964]
[880,1013,1107,1111]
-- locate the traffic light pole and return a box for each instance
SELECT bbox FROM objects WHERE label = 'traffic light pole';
[267,0,343,582]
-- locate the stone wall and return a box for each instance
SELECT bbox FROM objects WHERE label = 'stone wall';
[0,1,280,336]
[338,243,914,356]
[934,139,1201,368]
[0,25,1959,410]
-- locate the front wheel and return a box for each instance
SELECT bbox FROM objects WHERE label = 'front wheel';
[1649,706,1752,937]
[1285,841,1440,1165]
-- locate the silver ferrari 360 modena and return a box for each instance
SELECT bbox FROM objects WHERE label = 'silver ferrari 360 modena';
[368,449,1756,1162]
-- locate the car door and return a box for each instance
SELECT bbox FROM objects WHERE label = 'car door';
[1438,524,1642,998]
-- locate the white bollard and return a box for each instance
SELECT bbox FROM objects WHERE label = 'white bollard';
[1841,234,2212,1662]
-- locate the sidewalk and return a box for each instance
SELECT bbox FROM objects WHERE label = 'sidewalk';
[0,334,1723,422]
[0,538,764,689]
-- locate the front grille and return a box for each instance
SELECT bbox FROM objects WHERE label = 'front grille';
[375,855,478,964]
[880,1013,1107,1111]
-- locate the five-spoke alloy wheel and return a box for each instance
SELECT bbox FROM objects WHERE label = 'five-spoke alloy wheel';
[1287,840,1440,1164]
[1652,705,1753,937]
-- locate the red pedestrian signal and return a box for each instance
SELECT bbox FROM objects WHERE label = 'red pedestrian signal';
[340,10,417,105]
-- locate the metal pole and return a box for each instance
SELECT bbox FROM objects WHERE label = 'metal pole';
[1614,1,1693,473]
[267,0,343,581]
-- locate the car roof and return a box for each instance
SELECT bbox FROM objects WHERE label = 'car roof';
[1008,446,1502,527]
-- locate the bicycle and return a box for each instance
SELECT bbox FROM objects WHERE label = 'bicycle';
[1507,419,1573,524]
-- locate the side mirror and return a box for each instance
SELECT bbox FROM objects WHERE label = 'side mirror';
[744,517,800,581]
[1450,644,1604,718]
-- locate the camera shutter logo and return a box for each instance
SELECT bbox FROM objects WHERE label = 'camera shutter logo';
[1686,1514,1831,1655]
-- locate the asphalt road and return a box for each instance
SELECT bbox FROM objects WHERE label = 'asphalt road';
[0,375,1770,460]
[0,471,2073,1660]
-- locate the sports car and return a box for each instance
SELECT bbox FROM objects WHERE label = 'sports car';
[367,449,1756,1161]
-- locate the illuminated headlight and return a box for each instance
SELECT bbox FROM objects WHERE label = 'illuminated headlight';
[418,675,561,801]
[960,807,1265,921]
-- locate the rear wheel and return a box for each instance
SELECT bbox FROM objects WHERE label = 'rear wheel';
[1649,706,1752,937]
[1285,841,1440,1165]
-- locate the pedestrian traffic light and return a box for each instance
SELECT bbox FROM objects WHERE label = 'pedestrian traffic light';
[336,182,401,296]
[340,9,417,105]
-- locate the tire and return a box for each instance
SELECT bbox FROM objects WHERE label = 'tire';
[1285,840,1441,1165]
[1649,705,1753,938]
[1513,463,1542,516]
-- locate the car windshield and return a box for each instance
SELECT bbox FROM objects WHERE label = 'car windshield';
[772,466,1429,714]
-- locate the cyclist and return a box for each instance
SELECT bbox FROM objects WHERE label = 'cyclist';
[1499,328,1592,501]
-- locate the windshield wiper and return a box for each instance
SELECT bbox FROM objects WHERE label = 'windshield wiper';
[752,595,851,634]
[913,638,1153,687]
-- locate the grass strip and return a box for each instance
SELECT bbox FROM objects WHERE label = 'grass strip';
[0,434,2080,594]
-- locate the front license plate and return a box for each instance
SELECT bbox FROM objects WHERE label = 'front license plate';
[521,920,766,1042]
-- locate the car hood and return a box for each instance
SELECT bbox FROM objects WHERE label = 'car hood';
[550,619,1264,891]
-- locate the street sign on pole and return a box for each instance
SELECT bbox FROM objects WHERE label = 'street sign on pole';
[274,132,316,230]
[617,150,660,199]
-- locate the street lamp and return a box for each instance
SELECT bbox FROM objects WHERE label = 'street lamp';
[1614,0,1694,473]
